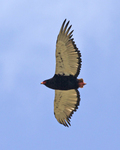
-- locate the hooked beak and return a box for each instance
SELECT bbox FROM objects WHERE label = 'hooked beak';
[41,81,46,85]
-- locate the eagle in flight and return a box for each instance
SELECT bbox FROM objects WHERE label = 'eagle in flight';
[41,19,86,127]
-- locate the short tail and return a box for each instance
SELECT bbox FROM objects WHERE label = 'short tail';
[78,78,86,88]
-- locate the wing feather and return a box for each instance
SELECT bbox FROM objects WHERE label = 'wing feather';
[54,89,80,127]
[55,19,81,77]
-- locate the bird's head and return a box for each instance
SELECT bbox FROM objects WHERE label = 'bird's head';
[78,78,86,88]
[41,78,55,89]
[41,80,47,85]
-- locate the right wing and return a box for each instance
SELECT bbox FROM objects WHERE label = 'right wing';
[54,89,80,127]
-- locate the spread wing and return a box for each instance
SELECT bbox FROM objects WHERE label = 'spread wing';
[55,19,82,77]
[54,89,80,127]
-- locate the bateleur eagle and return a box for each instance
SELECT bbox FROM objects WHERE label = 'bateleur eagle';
[41,19,86,127]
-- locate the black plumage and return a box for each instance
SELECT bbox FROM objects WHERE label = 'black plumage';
[44,75,78,90]
[41,19,86,127]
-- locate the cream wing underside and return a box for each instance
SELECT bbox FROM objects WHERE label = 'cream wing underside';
[55,19,81,77]
[54,89,80,127]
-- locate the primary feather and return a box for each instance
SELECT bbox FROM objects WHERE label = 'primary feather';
[55,19,81,77]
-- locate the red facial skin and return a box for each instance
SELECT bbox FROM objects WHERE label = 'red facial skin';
[41,81,46,84]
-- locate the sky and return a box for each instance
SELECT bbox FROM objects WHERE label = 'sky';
[0,0,120,149]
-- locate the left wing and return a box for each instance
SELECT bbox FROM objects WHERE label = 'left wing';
[54,89,80,127]
[55,19,81,77]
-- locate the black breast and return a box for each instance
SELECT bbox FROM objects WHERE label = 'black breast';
[45,74,78,90]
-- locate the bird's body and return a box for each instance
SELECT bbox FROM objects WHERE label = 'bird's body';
[44,74,78,90]
[41,19,86,127]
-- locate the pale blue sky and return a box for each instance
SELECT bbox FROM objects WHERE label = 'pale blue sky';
[0,0,120,150]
